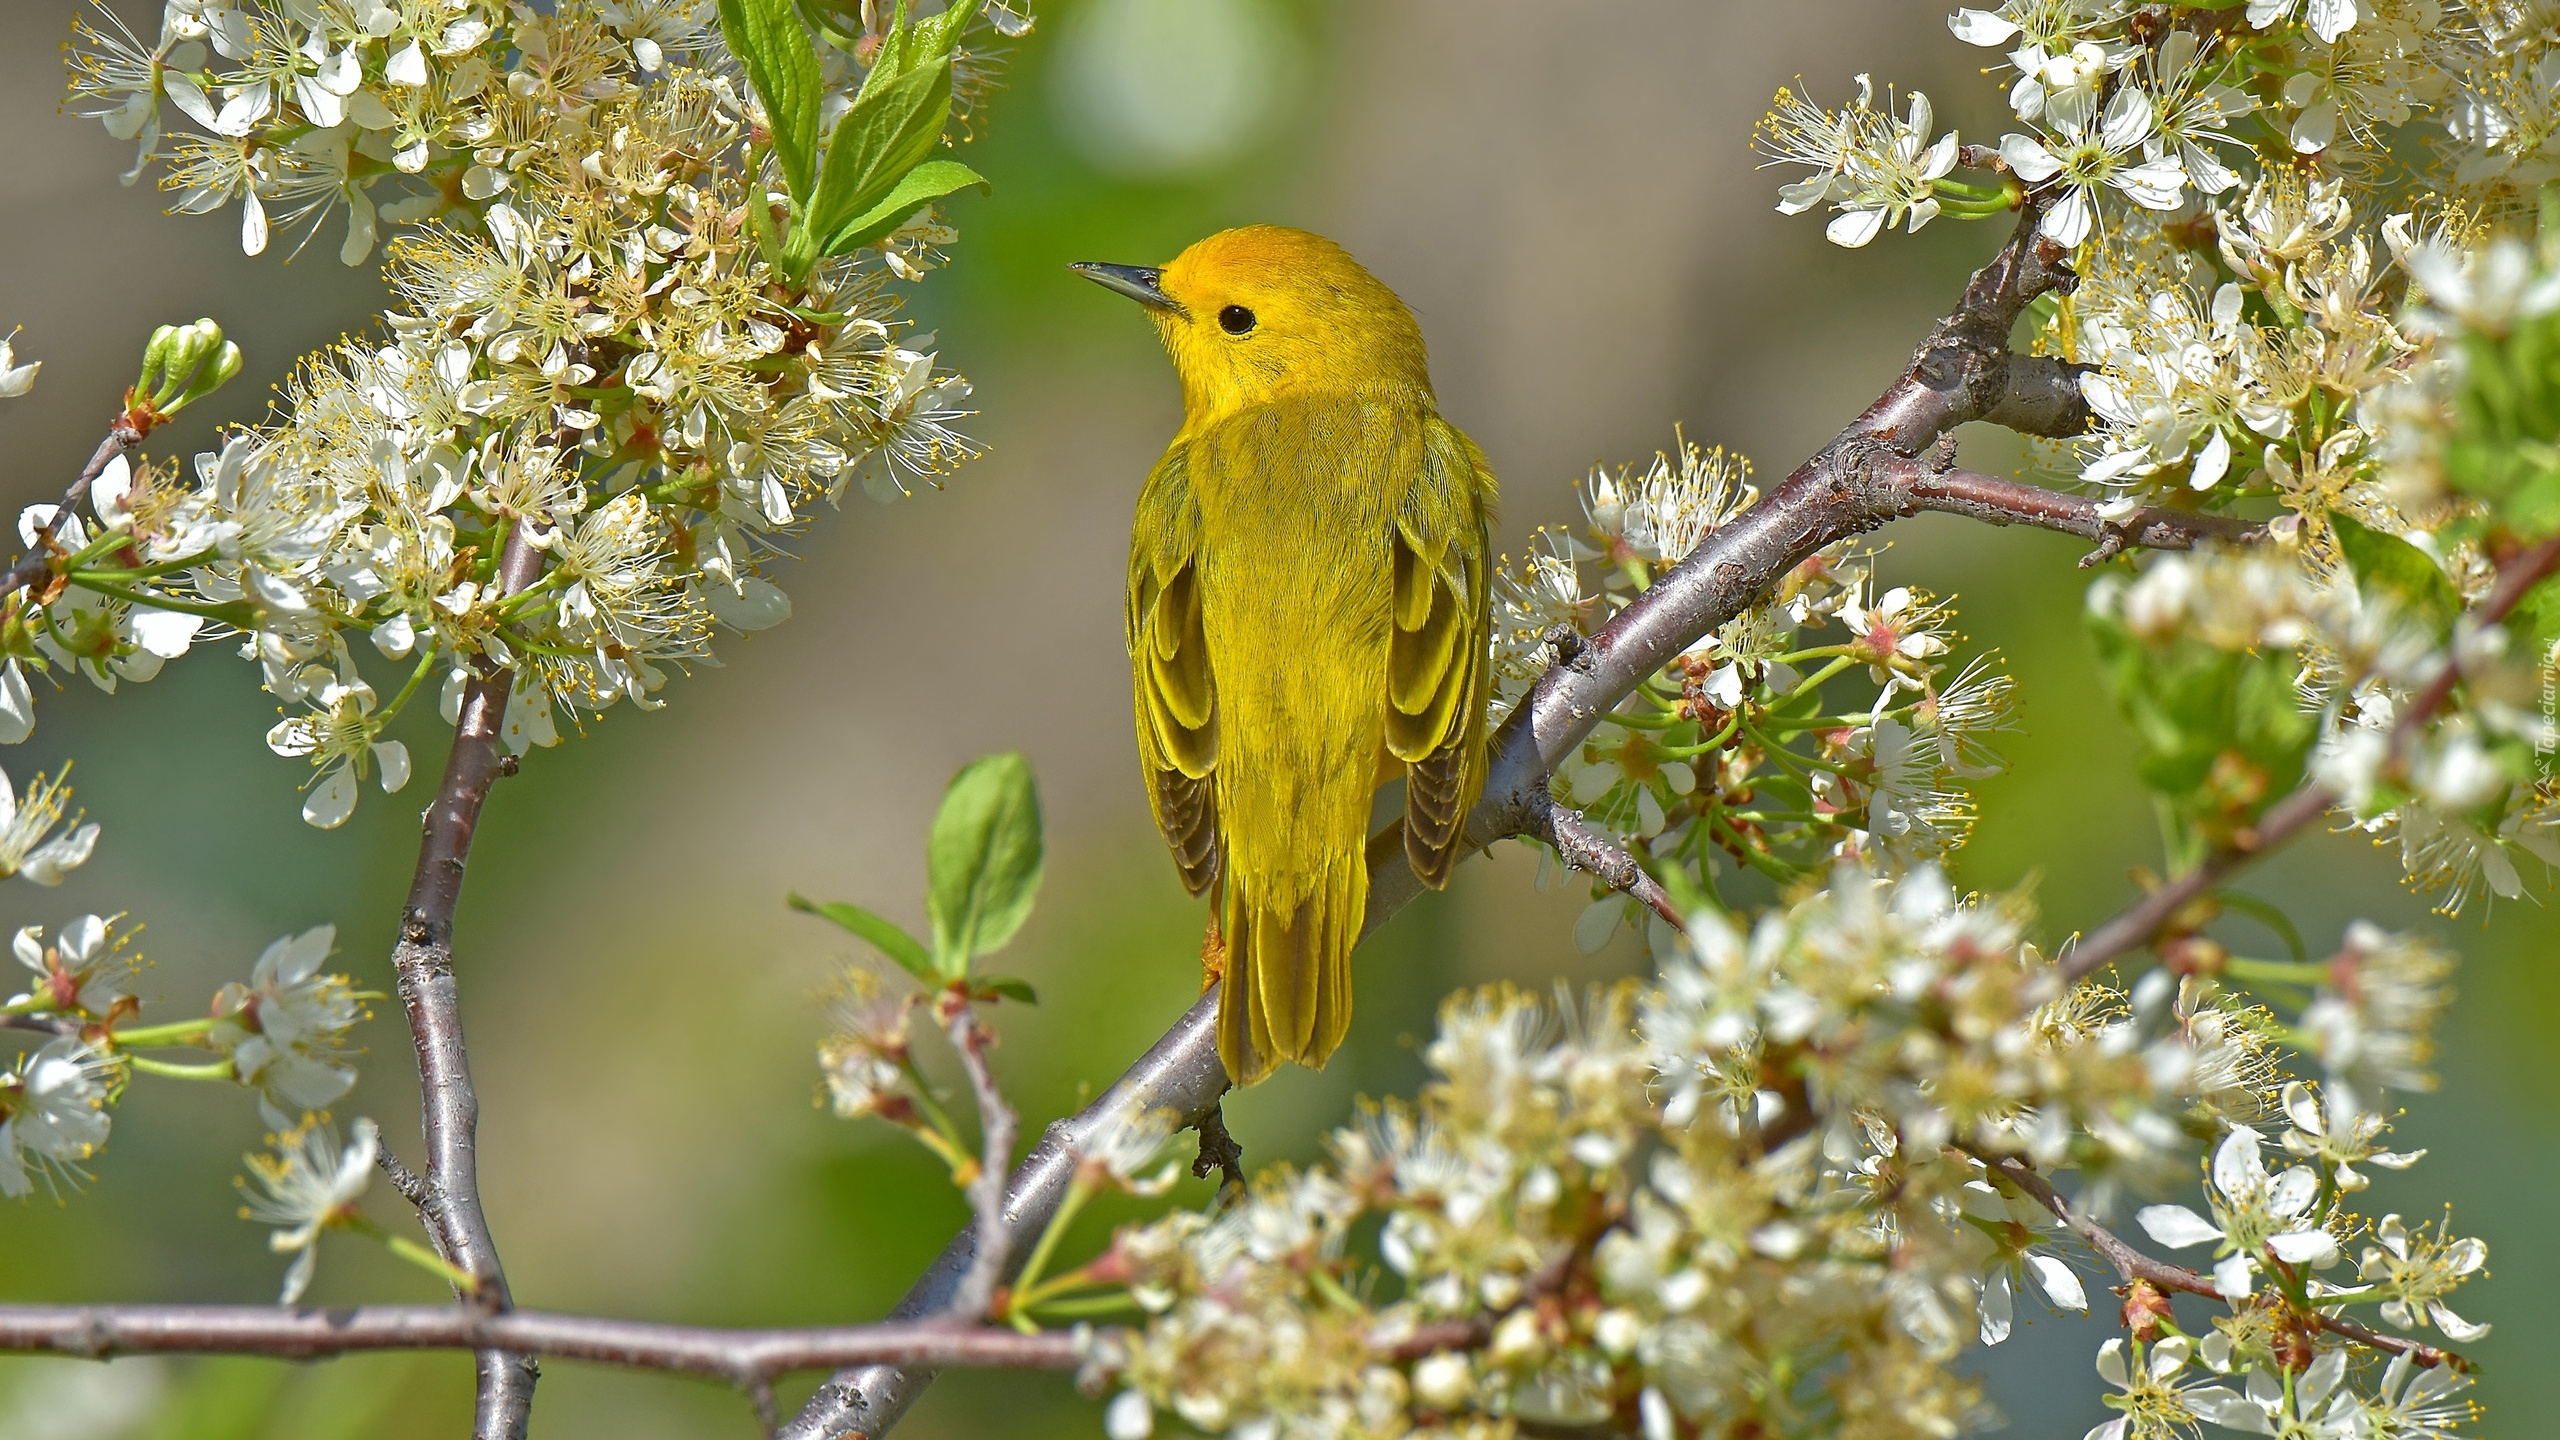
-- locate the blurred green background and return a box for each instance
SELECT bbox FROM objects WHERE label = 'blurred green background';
[2,2,2553,1436]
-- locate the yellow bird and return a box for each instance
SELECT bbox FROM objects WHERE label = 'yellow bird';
[1074,226,1498,1086]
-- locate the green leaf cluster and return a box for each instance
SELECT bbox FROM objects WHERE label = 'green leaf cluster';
[791,751,1044,1001]
[716,0,992,281]
[2088,605,2315,861]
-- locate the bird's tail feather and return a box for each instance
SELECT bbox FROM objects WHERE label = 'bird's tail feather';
[1217,850,1365,1085]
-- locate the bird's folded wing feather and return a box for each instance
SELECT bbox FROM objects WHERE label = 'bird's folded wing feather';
[1128,448,1221,896]
[1388,425,1493,887]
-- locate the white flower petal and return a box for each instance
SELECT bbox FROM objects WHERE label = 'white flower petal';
[301,763,359,829]
[2000,132,2064,183]
[2428,1300,2490,1341]
[2213,1253,2256,1300]
[1827,207,1890,249]
[2136,1205,2224,1248]
[1949,9,2023,45]
[129,608,203,659]
[372,740,411,793]
[2268,1227,2338,1265]
[2027,1253,2088,1311]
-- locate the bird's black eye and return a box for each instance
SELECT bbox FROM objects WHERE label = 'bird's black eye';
[1217,304,1257,335]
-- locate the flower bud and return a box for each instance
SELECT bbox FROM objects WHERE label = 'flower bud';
[132,317,242,420]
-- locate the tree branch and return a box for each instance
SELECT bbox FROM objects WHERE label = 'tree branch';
[1896,458,2264,563]
[0,1303,1078,1379]
[389,513,549,1439]
[1984,1155,2467,1370]
[941,1002,1018,1323]
[1977,353,2093,439]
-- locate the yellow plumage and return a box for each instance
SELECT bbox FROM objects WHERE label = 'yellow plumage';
[1076,226,1498,1085]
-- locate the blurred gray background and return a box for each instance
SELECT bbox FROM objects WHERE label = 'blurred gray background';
[2,2,2552,1436]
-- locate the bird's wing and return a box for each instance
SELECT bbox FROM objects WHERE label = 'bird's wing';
[1128,446,1220,896]
[1387,420,1495,888]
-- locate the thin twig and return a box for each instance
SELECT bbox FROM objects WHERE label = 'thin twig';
[1,424,147,603]
[1897,457,2264,561]
[0,1303,1080,1377]
[1529,791,1686,933]
[376,1147,434,1209]
[943,1001,1018,1323]
[1187,1098,1246,1190]
[1984,1155,2467,1370]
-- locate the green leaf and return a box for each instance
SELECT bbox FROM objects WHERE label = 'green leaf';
[808,63,953,250]
[974,975,1039,1005]
[826,158,986,255]
[2331,513,2462,634]
[796,1,988,267]
[719,0,824,205]
[927,751,1045,979]
[790,892,938,985]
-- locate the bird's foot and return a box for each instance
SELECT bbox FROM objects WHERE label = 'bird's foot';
[1199,917,1225,994]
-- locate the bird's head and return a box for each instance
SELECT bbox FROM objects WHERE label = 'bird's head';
[1073,225,1430,433]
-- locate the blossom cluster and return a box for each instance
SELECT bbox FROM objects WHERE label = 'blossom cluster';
[1062,866,2482,1440]
[1489,434,2017,951]
[1751,8,2560,915]
[45,1,1022,825]
[0,765,367,1209]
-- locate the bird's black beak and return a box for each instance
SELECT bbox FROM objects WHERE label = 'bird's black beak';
[1071,261,1181,314]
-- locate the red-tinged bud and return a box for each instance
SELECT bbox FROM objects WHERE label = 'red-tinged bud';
[2122,1279,2175,1341]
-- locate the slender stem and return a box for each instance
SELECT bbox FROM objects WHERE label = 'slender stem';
[384,1234,485,1293]
[1781,654,1858,699]
[62,576,255,623]
[73,548,218,581]
[0,1304,1081,1377]
[103,1017,216,1048]
[1018,1291,1142,1321]
[903,1115,980,1184]
[376,643,443,726]
[897,1055,969,1159]
[120,1055,232,1081]
[1002,1177,1096,1326]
